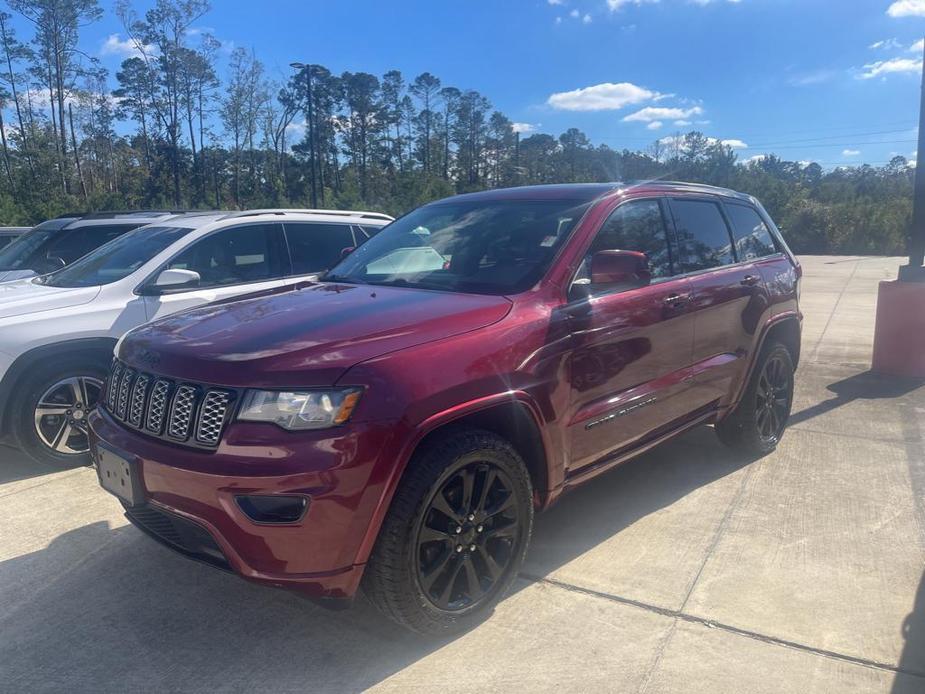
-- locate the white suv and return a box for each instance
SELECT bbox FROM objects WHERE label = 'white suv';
[0,208,392,467]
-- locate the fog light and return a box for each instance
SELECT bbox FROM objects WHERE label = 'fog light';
[235,495,309,524]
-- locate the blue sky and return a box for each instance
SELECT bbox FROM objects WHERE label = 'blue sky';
[21,0,925,167]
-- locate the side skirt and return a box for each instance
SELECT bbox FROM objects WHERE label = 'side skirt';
[562,406,718,491]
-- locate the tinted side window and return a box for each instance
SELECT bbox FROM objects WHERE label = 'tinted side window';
[165,223,285,288]
[670,199,735,272]
[285,223,355,274]
[724,204,777,260]
[46,223,140,264]
[0,235,14,250]
[357,224,383,239]
[587,199,673,279]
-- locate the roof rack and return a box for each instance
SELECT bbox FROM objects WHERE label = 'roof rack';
[623,180,752,199]
[218,208,394,222]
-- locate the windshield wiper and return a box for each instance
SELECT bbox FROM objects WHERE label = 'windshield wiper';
[365,278,449,292]
[322,273,365,285]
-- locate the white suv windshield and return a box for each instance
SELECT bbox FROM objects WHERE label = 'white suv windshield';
[40,226,193,288]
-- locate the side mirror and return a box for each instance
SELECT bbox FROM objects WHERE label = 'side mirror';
[147,268,201,293]
[590,250,651,287]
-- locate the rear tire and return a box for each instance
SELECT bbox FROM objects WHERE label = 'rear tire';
[716,342,794,456]
[363,429,533,635]
[13,356,108,468]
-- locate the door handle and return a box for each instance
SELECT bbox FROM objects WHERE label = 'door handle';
[663,293,690,307]
[741,274,760,287]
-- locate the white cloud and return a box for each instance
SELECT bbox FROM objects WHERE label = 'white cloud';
[646,121,663,130]
[887,0,925,17]
[512,122,538,134]
[607,0,657,9]
[673,119,692,126]
[547,82,659,111]
[788,70,836,86]
[547,0,564,4]
[570,8,580,17]
[99,33,154,60]
[623,105,704,122]
[608,0,742,8]
[911,39,925,53]
[659,133,747,150]
[859,57,922,78]
[745,154,768,164]
[870,38,901,50]
[843,149,861,156]
[582,13,593,22]
[285,121,306,137]
[555,16,563,23]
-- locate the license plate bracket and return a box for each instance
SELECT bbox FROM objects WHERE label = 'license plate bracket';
[95,444,144,507]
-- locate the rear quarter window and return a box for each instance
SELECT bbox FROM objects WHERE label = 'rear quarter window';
[724,203,778,260]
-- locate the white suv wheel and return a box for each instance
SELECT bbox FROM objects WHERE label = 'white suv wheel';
[33,376,103,455]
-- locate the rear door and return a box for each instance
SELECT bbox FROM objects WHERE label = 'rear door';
[283,222,357,275]
[143,222,293,320]
[566,197,696,474]
[668,196,771,409]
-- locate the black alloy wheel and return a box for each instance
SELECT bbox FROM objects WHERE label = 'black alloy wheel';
[755,352,792,445]
[363,429,533,634]
[415,462,523,611]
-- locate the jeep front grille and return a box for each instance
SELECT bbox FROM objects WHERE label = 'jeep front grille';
[103,360,236,449]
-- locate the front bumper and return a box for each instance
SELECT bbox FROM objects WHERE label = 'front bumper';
[89,407,398,601]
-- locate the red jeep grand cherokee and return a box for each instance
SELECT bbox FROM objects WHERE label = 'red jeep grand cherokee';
[90,182,801,633]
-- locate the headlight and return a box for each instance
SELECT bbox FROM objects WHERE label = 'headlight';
[238,388,362,431]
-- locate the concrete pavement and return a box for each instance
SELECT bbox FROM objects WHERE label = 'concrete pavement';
[0,255,923,693]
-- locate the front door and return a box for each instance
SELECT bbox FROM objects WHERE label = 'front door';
[566,197,696,474]
[143,222,293,321]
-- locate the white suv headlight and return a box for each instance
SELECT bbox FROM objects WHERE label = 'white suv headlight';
[238,388,362,430]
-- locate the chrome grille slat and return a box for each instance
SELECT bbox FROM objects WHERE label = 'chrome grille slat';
[102,360,233,449]
[196,391,231,445]
[168,385,198,440]
[107,362,123,409]
[116,369,136,420]
[128,374,149,427]
[146,380,170,434]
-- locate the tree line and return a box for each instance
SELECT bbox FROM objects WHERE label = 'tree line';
[0,0,913,256]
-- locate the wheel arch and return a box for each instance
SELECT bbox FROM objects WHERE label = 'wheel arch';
[0,337,116,438]
[353,392,553,566]
[722,312,801,421]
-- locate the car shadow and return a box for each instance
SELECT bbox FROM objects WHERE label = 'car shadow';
[0,424,757,692]
[0,444,62,486]
[893,569,925,692]
[789,370,925,430]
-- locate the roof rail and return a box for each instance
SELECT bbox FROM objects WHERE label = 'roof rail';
[218,208,394,222]
[624,180,750,199]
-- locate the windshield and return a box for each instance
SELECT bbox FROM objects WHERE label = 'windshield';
[326,199,590,295]
[41,225,193,288]
[0,219,75,271]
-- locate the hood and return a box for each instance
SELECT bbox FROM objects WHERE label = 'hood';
[0,278,100,320]
[0,269,37,282]
[120,282,513,387]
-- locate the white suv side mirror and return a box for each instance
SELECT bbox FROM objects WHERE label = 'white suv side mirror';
[151,268,201,291]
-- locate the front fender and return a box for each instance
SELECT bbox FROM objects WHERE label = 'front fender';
[350,390,551,567]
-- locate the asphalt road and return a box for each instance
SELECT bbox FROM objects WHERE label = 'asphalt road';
[1,255,923,693]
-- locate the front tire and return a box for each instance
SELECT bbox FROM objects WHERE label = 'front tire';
[363,429,534,635]
[13,357,108,468]
[716,342,795,456]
